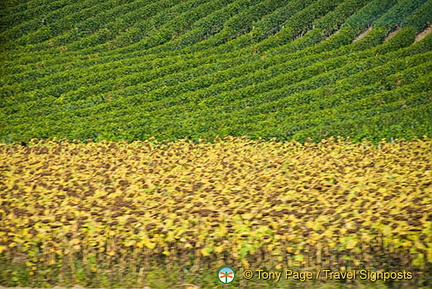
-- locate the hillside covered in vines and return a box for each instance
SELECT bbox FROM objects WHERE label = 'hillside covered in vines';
[1,0,431,143]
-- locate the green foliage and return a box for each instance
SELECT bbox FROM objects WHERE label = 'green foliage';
[344,0,397,34]
[402,0,432,32]
[374,0,428,31]
[0,0,431,144]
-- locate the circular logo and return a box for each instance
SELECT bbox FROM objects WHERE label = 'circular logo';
[218,266,235,284]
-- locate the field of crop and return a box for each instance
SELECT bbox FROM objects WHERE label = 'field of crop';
[1,0,431,143]
[0,137,431,288]
[1,0,432,288]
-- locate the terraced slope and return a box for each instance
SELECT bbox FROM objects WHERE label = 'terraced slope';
[1,0,432,143]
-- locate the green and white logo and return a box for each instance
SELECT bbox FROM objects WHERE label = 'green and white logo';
[218,266,235,284]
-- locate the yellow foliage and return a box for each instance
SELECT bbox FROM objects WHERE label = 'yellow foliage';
[0,137,430,273]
